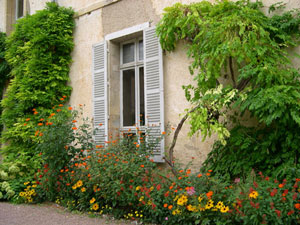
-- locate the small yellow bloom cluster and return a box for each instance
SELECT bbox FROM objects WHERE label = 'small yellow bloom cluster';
[176,194,188,206]
[172,208,182,215]
[249,190,259,199]
[124,210,143,219]
[19,181,37,203]
[72,180,83,190]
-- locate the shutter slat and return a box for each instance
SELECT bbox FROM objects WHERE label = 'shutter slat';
[92,41,108,145]
[144,26,164,162]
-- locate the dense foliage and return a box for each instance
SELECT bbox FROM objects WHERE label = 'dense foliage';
[18,104,300,224]
[0,3,74,201]
[156,0,300,180]
[0,32,10,132]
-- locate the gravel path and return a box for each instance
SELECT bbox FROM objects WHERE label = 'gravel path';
[0,202,133,225]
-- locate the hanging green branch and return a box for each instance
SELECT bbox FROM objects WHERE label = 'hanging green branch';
[157,0,300,178]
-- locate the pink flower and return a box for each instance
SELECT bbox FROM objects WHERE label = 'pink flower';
[187,186,195,195]
[234,178,240,183]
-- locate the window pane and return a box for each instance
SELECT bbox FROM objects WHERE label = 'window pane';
[123,69,135,126]
[139,67,145,126]
[139,40,143,61]
[17,0,24,18]
[123,43,134,64]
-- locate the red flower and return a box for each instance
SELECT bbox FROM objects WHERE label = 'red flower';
[275,209,281,218]
[156,184,161,191]
[287,210,295,216]
[293,193,298,200]
[253,181,258,188]
[294,203,300,210]
[278,183,284,188]
[270,188,277,197]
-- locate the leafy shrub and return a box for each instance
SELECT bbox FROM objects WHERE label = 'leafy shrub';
[0,2,74,200]
[156,0,300,182]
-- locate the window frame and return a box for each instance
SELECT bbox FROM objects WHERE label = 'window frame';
[120,38,145,135]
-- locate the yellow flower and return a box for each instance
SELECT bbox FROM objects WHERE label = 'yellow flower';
[198,195,203,202]
[90,197,96,204]
[32,185,37,188]
[19,192,25,197]
[249,191,258,199]
[139,196,144,202]
[72,185,77,190]
[150,186,154,191]
[187,204,197,212]
[177,195,188,206]
[172,209,181,215]
[205,200,214,209]
[76,180,83,187]
[220,206,229,213]
[81,187,86,192]
[216,201,224,209]
[92,203,99,211]
[24,182,30,185]
[136,186,141,191]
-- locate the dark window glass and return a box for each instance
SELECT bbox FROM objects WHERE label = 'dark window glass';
[139,40,143,61]
[123,69,135,126]
[139,67,145,126]
[123,43,134,64]
[17,0,24,18]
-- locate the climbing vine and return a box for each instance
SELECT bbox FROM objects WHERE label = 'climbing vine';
[0,3,74,200]
[157,0,300,178]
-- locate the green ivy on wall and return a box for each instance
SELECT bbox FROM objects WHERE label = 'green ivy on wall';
[0,2,74,200]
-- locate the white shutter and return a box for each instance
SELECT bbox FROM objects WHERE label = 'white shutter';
[92,41,108,145]
[144,26,164,162]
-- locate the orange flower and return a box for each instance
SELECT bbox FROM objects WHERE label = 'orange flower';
[169,186,173,190]
[38,123,43,126]
[59,104,63,107]
[136,144,140,148]
[162,131,166,135]
[208,170,212,172]
[206,173,211,176]
[50,113,55,116]
[279,183,284,188]
[34,111,38,115]
[99,123,103,126]
[25,118,30,121]
[39,133,43,136]
[49,122,53,125]
[63,95,67,98]
[163,203,168,208]
[60,98,64,100]
[74,163,78,167]
[206,191,213,199]
[23,123,27,126]
[168,205,173,210]
[186,169,191,174]
[57,109,61,112]
[32,108,36,111]
[197,174,202,178]
[178,177,182,180]
[140,165,144,168]
[295,203,300,210]
[40,118,44,121]
[72,127,77,130]
[72,120,77,123]
[68,107,72,110]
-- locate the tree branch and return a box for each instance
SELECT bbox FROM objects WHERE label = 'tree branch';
[164,106,200,176]
[229,56,236,88]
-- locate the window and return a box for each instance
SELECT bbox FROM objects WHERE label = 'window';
[120,39,145,130]
[16,0,24,19]
[92,23,165,162]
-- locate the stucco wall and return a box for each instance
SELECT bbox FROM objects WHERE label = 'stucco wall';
[28,0,50,14]
[0,0,6,32]
[65,0,300,169]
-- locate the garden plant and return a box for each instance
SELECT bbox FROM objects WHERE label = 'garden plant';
[1,1,300,225]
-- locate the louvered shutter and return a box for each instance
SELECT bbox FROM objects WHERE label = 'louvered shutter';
[144,26,164,162]
[92,41,108,145]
